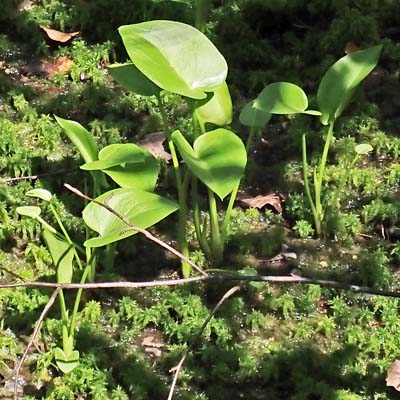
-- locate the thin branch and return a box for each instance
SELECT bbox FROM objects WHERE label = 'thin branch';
[64,183,208,277]
[168,286,240,400]
[1,274,400,299]
[2,168,78,184]
[13,288,60,400]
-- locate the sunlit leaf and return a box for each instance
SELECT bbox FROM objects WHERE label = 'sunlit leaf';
[16,206,41,218]
[172,128,247,200]
[317,45,382,125]
[83,188,178,247]
[54,347,80,374]
[26,188,52,202]
[355,143,373,155]
[118,20,227,99]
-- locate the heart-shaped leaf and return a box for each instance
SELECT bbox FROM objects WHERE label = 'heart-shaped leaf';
[82,144,160,191]
[118,21,227,99]
[194,82,232,128]
[239,100,271,128]
[255,82,309,114]
[108,62,161,97]
[317,45,382,125]
[16,206,41,219]
[54,347,80,374]
[26,188,52,202]
[43,229,74,284]
[55,116,98,163]
[83,188,179,247]
[355,143,373,155]
[172,128,247,200]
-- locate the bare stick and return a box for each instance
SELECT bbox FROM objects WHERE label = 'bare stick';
[2,168,78,184]
[13,288,60,399]
[64,183,208,277]
[167,285,240,400]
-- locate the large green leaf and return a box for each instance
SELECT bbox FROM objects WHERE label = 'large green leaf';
[55,116,98,163]
[118,21,227,99]
[239,100,271,128]
[317,45,382,125]
[255,82,309,114]
[172,128,247,200]
[42,229,74,284]
[108,62,161,97]
[194,82,232,128]
[83,188,178,247]
[82,144,160,191]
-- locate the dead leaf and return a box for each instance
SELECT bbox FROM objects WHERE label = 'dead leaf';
[40,25,80,43]
[138,131,171,162]
[344,41,360,54]
[237,193,285,213]
[387,358,400,391]
[21,56,73,78]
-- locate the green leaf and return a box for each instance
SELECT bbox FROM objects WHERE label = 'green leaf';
[239,100,271,128]
[82,144,160,191]
[54,347,80,374]
[55,116,98,163]
[26,188,52,202]
[108,62,161,97]
[83,188,179,247]
[16,206,41,218]
[195,82,232,128]
[118,21,227,99]
[172,128,247,200]
[355,143,373,155]
[317,45,382,125]
[42,229,74,284]
[255,82,309,114]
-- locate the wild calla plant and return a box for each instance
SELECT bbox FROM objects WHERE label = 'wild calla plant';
[242,45,382,236]
[114,20,246,272]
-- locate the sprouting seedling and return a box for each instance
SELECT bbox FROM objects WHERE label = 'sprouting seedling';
[243,45,382,237]
[351,143,374,167]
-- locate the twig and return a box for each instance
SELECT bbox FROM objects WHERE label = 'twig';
[0,265,26,281]
[1,274,400,299]
[2,168,78,184]
[167,286,240,400]
[13,288,60,400]
[64,183,208,277]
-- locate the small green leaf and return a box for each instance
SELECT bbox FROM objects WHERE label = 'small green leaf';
[26,189,52,202]
[82,144,160,191]
[43,229,74,284]
[118,21,227,99]
[255,82,309,114]
[195,82,232,128]
[239,100,271,128]
[172,128,247,200]
[83,188,179,247]
[108,62,161,97]
[54,347,80,374]
[16,206,41,218]
[55,116,98,163]
[317,45,382,125]
[355,143,373,155]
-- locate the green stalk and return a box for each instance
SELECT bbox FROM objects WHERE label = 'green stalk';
[245,126,258,153]
[194,0,210,32]
[157,94,190,276]
[302,134,319,235]
[208,189,223,264]
[221,182,239,242]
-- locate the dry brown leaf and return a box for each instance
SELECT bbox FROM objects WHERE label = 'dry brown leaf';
[387,358,400,391]
[138,131,171,162]
[237,193,285,213]
[40,25,80,43]
[344,41,360,54]
[21,56,73,78]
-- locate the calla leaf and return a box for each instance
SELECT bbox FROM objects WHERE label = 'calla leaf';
[118,20,227,99]
[317,45,382,125]
[172,128,247,200]
[239,100,271,128]
[54,347,80,374]
[355,143,373,155]
[195,82,232,128]
[255,82,309,114]
[108,62,161,97]
[26,188,52,202]
[83,188,178,247]
[16,206,41,219]
[43,229,74,284]
[55,116,98,163]
[82,144,160,191]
